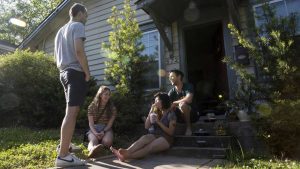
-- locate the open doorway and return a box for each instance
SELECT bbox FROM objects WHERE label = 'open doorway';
[184,21,229,114]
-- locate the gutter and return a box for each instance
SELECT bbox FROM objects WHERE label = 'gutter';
[18,0,71,49]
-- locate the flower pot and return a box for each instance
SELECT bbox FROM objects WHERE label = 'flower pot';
[237,110,250,121]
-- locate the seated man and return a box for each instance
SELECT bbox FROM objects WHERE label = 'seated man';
[168,69,197,136]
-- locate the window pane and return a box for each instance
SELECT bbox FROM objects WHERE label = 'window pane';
[271,1,287,17]
[286,0,300,34]
[143,61,159,89]
[254,0,300,34]
[254,0,287,28]
[254,6,266,28]
[140,30,160,89]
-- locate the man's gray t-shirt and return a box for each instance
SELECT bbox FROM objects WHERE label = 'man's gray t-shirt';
[54,21,86,71]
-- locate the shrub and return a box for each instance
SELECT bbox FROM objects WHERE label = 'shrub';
[111,92,144,134]
[255,100,300,158]
[0,50,98,128]
[0,50,64,128]
[223,3,300,158]
[102,0,150,133]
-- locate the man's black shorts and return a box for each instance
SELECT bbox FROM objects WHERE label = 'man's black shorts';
[60,68,87,107]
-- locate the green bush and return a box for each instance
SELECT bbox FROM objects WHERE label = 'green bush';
[224,3,300,158]
[0,50,98,128]
[255,100,300,158]
[111,92,144,134]
[0,50,64,128]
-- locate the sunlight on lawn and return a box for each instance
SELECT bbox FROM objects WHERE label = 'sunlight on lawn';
[0,127,87,169]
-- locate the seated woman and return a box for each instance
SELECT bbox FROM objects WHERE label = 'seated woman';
[110,92,176,161]
[87,86,117,158]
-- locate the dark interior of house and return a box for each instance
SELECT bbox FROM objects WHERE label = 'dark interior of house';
[185,22,229,116]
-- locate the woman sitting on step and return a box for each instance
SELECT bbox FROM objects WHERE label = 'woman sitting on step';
[87,86,117,158]
[110,92,176,161]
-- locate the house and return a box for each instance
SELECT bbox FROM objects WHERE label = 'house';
[18,0,300,119]
[0,40,16,54]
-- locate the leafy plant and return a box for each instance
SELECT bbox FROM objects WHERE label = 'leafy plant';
[102,0,150,133]
[0,50,64,128]
[224,3,299,104]
[0,0,62,45]
[102,0,148,96]
[224,2,300,158]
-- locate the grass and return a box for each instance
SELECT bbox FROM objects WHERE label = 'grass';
[214,148,300,169]
[216,158,300,169]
[0,127,138,169]
[3,127,299,169]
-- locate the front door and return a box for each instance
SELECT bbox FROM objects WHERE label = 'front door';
[184,21,229,114]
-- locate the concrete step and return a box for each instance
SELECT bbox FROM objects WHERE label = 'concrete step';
[174,135,232,148]
[198,114,227,122]
[164,146,228,159]
[175,121,229,136]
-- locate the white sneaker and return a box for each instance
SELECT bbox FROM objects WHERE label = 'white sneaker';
[55,153,86,167]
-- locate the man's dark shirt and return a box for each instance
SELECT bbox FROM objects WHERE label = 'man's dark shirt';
[168,83,194,105]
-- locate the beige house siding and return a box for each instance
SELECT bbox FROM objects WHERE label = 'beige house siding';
[86,0,152,84]
[32,0,152,84]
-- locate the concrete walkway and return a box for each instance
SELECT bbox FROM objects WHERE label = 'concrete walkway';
[51,154,225,169]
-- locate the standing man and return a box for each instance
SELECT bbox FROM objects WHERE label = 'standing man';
[54,3,90,167]
[168,69,197,136]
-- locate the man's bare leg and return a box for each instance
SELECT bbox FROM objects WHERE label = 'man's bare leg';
[179,102,192,136]
[59,106,80,157]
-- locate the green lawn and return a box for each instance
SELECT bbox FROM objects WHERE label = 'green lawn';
[0,127,85,169]
[216,158,300,169]
[2,127,300,169]
[0,127,139,169]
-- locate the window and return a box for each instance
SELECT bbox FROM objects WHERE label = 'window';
[253,0,300,34]
[140,30,161,90]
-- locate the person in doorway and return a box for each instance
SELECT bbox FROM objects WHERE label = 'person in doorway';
[168,69,197,136]
[110,92,176,161]
[54,3,90,167]
[87,86,117,158]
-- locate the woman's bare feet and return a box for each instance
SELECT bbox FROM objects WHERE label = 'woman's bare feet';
[110,146,125,162]
[88,144,104,158]
[118,148,129,159]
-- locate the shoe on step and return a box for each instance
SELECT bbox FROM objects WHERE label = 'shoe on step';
[55,153,86,167]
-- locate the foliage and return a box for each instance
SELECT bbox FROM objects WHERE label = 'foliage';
[0,50,65,128]
[0,50,97,128]
[254,100,300,158]
[0,0,62,45]
[111,92,145,134]
[102,0,150,132]
[223,3,300,158]
[102,0,148,96]
[224,3,299,108]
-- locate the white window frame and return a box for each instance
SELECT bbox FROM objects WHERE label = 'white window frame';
[253,0,300,34]
[141,29,161,91]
